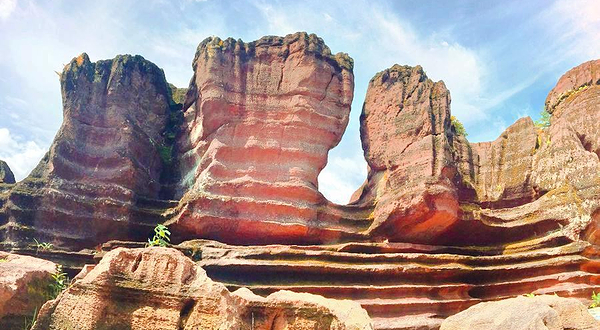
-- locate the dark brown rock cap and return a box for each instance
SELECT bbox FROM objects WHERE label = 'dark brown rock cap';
[0,160,15,184]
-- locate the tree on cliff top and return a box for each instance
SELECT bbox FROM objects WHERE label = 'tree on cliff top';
[451,116,468,137]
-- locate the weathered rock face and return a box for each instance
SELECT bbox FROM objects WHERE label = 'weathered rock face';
[443,59,600,247]
[0,252,56,329]
[0,53,179,250]
[168,32,357,244]
[440,295,600,330]
[0,161,15,184]
[33,247,373,330]
[351,65,458,243]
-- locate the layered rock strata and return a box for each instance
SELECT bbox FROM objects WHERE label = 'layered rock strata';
[161,236,598,330]
[350,65,458,243]
[168,32,359,244]
[0,54,181,250]
[33,247,373,330]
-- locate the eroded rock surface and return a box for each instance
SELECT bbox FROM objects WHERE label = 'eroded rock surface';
[33,247,373,330]
[168,32,357,244]
[0,53,180,250]
[0,161,15,184]
[351,64,458,243]
[440,295,600,330]
[0,252,56,329]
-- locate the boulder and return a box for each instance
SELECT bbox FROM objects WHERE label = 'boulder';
[440,295,600,330]
[0,160,15,184]
[32,247,373,330]
[0,251,56,329]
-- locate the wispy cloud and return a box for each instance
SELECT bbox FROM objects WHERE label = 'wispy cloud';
[0,128,45,180]
[0,0,16,20]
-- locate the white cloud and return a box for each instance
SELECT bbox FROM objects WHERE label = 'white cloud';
[0,128,45,181]
[0,0,16,20]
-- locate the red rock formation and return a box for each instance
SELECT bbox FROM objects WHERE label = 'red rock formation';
[168,32,358,244]
[0,251,56,329]
[0,32,599,330]
[32,247,373,330]
[166,59,600,330]
[350,65,459,243]
[0,161,15,184]
[0,54,180,250]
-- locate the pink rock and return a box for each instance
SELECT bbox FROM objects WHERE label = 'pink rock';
[351,64,459,243]
[0,251,56,328]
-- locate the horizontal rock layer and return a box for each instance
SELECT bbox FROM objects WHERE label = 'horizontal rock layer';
[171,236,600,330]
[33,247,373,330]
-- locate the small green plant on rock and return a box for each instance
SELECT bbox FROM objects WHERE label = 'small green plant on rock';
[49,265,69,299]
[524,293,535,298]
[590,291,600,308]
[148,224,171,247]
[33,238,53,253]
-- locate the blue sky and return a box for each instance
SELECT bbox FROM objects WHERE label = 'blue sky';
[0,0,598,203]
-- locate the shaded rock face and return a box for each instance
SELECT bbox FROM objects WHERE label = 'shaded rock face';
[0,161,15,184]
[0,53,177,250]
[33,247,373,330]
[169,32,356,244]
[0,251,56,329]
[440,295,600,330]
[444,60,600,246]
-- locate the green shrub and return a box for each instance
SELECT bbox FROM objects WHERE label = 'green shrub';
[148,224,171,247]
[33,238,53,253]
[451,116,468,137]
[534,109,551,128]
[590,291,600,308]
[49,265,69,299]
